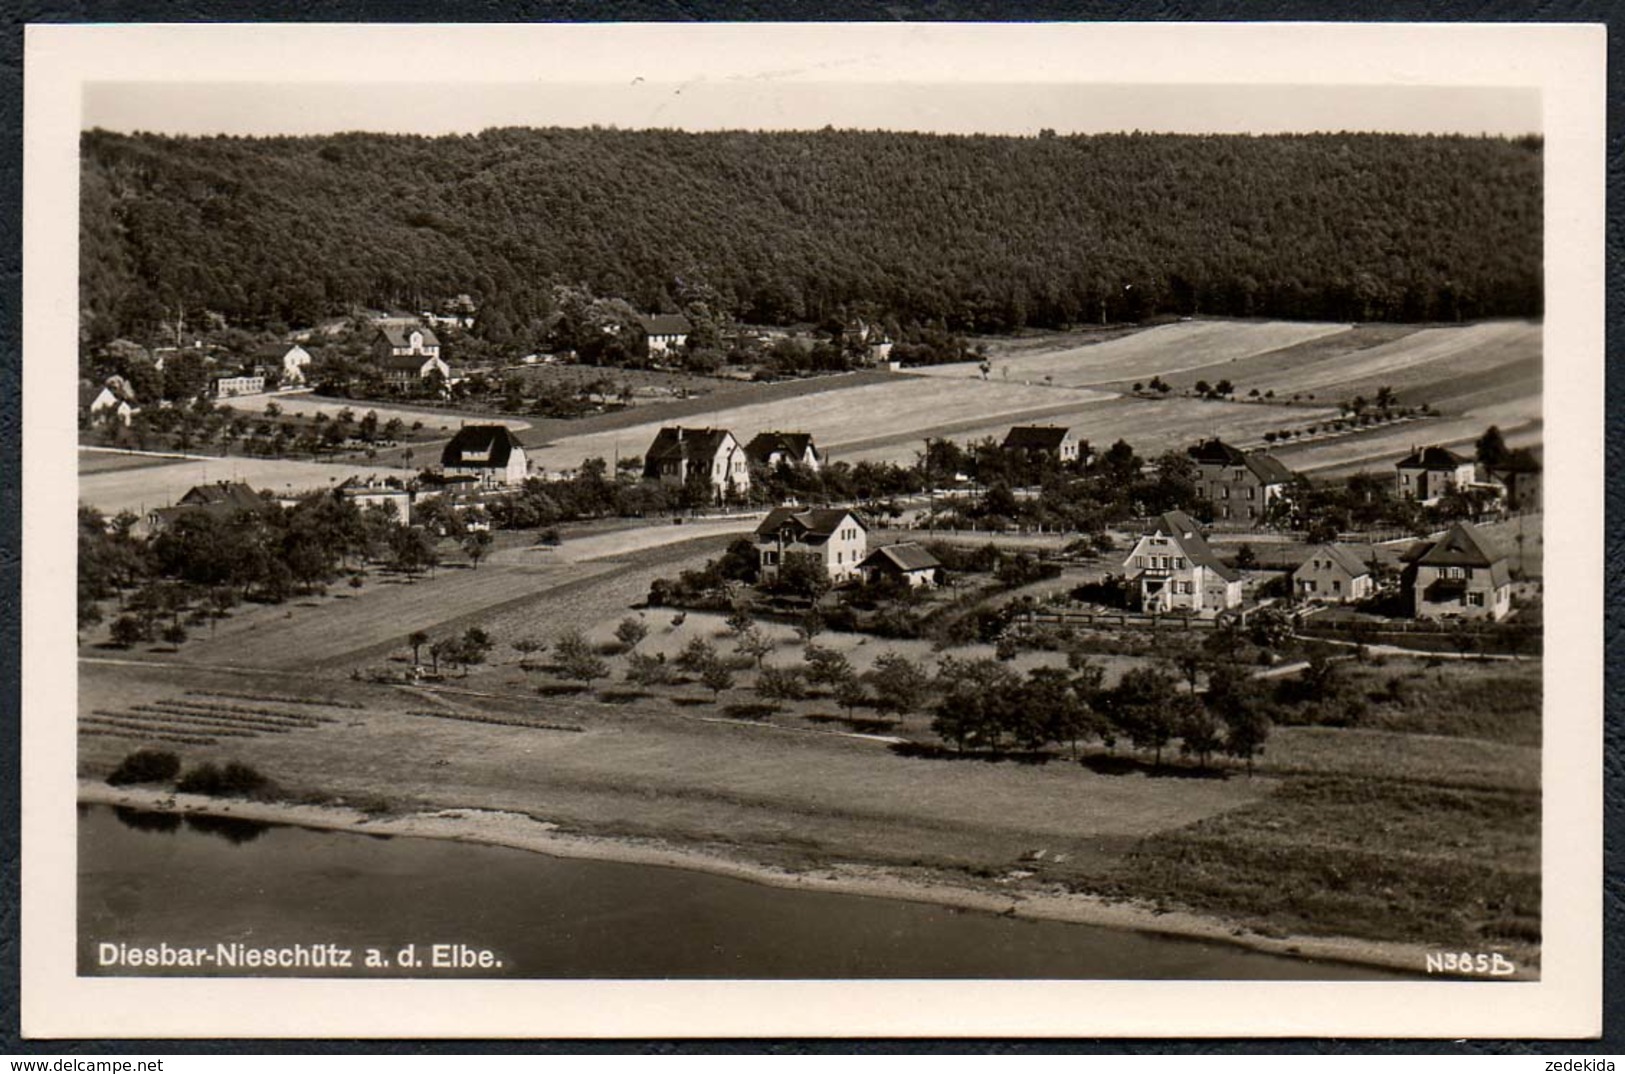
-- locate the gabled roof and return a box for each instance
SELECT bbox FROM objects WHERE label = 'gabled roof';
[860,542,940,573]
[381,352,445,372]
[643,427,735,478]
[1189,438,1294,485]
[178,482,266,510]
[744,431,819,465]
[638,314,692,336]
[1139,511,1240,582]
[1002,425,1072,451]
[441,425,525,469]
[1397,445,1471,470]
[754,506,864,540]
[1299,542,1372,579]
[1413,522,1505,569]
[377,324,440,349]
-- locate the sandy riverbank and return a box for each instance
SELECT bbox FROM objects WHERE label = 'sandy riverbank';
[80,780,1509,980]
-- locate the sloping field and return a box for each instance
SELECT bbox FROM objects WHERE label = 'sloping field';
[1093,323,1424,394]
[526,376,1115,473]
[1270,414,1543,479]
[914,321,1350,388]
[218,393,531,433]
[79,456,406,516]
[840,396,1341,466]
[1227,321,1540,406]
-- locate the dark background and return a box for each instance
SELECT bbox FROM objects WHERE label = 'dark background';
[0,0,1618,1056]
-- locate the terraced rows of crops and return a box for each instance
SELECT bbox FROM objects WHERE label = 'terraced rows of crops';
[79,694,349,746]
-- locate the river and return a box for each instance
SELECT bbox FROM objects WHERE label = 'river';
[79,805,1406,980]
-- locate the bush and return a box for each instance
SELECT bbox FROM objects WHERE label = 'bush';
[106,748,182,786]
[176,760,270,797]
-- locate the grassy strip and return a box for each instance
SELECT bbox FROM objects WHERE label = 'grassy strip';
[404,709,584,734]
[158,699,336,723]
[1112,775,1539,948]
[186,689,364,710]
[80,727,217,747]
[118,709,305,736]
[87,712,260,739]
[132,703,324,730]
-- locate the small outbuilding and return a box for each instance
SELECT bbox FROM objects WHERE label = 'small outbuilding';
[858,543,943,588]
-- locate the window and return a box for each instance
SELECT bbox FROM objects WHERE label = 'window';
[1332,579,1341,593]
[1463,567,1474,580]
[837,552,843,565]
[1467,592,1484,607]
[1221,487,1230,499]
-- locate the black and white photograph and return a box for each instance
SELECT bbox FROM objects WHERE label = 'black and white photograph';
[21,22,1604,1039]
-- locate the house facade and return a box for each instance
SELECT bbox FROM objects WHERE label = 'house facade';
[1121,510,1243,615]
[859,542,942,588]
[440,425,529,488]
[212,374,266,398]
[1405,521,1513,621]
[281,344,313,386]
[1187,439,1294,524]
[754,507,868,584]
[1395,445,1476,505]
[335,477,412,524]
[641,427,751,503]
[1001,425,1081,463]
[146,481,269,534]
[639,314,692,357]
[744,431,824,472]
[82,381,137,426]
[1292,543,1375,603]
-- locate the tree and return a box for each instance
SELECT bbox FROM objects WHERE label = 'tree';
[1224,703,1272,776]
[1021,665,1096,756]
[461,529,493,569]
[1475,424,1510,468]
[724,605,756,637]
[774,551,832,602]
[675,636,719,676]
[755,665,806,705]
[796,608,826,642]
[554,627,609,687]
[700,657,734,699]
[1234,543,1259,570]
[408,630,429,666]
[931,656,1021,753]
[1161,632,1208,694]
[832,672,869,719]
[390,526,439,580]
[613,615,649,652]
[1105,666,1180,766]
[867,652,932,718]
[734,626,774,668]
[109,615,147,648]
[1178,695,1224,769]
[511,635,545,669]
[802,644,853,689]
[625,651,674,686]
[457,627,493,675]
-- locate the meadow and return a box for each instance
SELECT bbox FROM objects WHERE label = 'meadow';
[78,455,406,517]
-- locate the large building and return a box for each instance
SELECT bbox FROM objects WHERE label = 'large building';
[1395,445,1476,506]
[1187,438,1295,524]
[440,425,529,488]
[641,427,751,503]
[374,324,449,386]
[1001,425,1081,464]
[754,506,868,585]
[1121,510,1243,615]
[1404,521,1513,621]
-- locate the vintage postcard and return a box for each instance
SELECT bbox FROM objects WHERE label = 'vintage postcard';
[21,22,1604,1038]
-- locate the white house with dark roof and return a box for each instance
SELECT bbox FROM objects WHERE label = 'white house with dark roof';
[1403,521,1512,621]
[440,425,528,487]
[1395,445,1477,505]
[638,314,692,356]
[1187,438,1295,523]
[1292,543,1375,603]
[642,427,750,502]
[744,431,825,472]
[373,324,448,385]
[280,344,313,386]
[859,542,942,588]
[754,506,868,584]
[1001,425,1080,463]
[1122,510,1243,615]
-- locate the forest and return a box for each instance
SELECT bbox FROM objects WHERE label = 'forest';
[80,126,1542,347]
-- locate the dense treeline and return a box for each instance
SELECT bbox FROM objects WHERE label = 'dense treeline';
[81,127,1541,345]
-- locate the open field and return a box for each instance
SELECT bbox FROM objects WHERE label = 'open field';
[78,455,406,516]
[526,374,1115,473]
[77,448,203,476]
[919,320,1351,388]
[216,391,529,434]
[841,395,1342,464]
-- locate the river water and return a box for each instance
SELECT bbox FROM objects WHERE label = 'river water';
[79,805,1406,980]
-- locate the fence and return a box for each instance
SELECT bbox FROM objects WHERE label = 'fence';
[1020,609,1225,633]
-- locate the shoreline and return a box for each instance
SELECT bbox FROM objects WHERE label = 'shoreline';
[79,780,1523,980]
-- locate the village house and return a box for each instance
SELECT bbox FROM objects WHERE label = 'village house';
[1403,521,1513,622]
[279,344,313,386]
[440,425,529,488]
[1489,452,1543,513]
[1187,438,1295,524]
[373,324,450,386]
[1292,543,1375,603]
[1121,510,1243,615]
[754,506,868,585]
[211,373,266,398]
[1395,445,1477,505]
[146,481,270,534]
[638,314,692,357]
[80,378,138,426]
[334,476,412,524]
[744,431,824,472]
[1001,425,1081,464]
[641,427,751,503]
[858,542,943,589]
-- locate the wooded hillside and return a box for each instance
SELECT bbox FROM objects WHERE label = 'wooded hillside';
[80,127,1542,344]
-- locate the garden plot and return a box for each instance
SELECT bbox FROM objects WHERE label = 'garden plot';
[915,320,1351,388]
[80,693,345,747]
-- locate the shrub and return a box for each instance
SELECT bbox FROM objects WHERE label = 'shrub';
[106,748,182,786]
[176,760,270,797]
